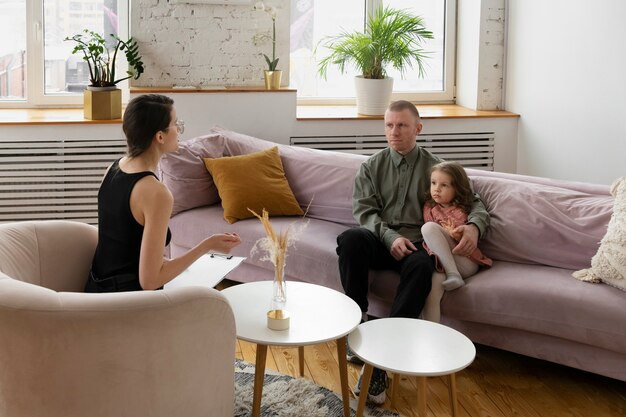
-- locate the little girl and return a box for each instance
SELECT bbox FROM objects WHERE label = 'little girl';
[421,161,492,290]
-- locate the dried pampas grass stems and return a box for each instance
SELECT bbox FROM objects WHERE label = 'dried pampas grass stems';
[248,207,309,287]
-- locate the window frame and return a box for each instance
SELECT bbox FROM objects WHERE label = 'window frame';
[295,0,456,105]
[0,0,129,108]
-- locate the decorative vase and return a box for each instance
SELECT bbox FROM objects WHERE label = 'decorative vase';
[354,75,394,116]
[267,263,289,330]
[83,86,122,120]
[264,70,282,90]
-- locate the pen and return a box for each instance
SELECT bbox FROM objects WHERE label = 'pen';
[210,253,233,260]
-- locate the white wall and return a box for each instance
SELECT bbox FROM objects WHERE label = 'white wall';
[505,0,626,185]
[129,91,298,141]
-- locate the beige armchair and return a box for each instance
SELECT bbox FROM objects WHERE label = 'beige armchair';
[0,221,236,417]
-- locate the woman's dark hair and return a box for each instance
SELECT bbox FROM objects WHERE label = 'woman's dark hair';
[425,161,475,213]
[122,94,174,157]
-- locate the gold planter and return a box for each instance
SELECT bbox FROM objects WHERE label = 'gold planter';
[84,87,122,120]
[264,70,282,90]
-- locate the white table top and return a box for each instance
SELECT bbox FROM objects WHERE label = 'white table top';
[348,318,476,376]
[222,281,362,346]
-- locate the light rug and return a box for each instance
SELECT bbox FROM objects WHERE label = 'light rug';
[234,359,404,417]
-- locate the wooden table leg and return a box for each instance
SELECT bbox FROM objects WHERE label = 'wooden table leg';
[391,373,400,408]
[417,376,427,417]
[336,336,351,417]
[356,363,374,417]
[252,344,268,417]
[448,373,458,417]
[298,346,305,377]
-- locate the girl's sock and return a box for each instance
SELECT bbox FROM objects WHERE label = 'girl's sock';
[442,273,465,291]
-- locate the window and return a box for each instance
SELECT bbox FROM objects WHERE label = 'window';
[0,0,26,101]
[0,0,127,107]
[289,0,455,103]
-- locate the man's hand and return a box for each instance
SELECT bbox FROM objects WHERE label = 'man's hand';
[452,224,479,257]
[390,237,417,261]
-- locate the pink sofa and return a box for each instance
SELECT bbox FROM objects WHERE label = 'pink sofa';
[161,127,626,382]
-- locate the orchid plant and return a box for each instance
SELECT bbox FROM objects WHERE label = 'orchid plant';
[253,1,279,71]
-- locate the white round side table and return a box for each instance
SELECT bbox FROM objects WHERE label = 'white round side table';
[222,280,362,417]
[348,317,476,417]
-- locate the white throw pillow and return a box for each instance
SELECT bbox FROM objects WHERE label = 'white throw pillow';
[572,176,626,291]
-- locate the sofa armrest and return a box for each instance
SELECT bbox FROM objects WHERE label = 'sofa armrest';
[0,220,98,292]
[0,280,236,417]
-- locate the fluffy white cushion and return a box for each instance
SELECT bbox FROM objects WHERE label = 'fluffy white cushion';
[573,176,626,291]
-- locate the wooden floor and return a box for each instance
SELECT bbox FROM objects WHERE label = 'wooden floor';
[235,338,626,417]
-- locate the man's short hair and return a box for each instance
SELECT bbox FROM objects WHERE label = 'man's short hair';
[388,100,421,123]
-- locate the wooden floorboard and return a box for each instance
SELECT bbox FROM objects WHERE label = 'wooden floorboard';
[235,339,626,417]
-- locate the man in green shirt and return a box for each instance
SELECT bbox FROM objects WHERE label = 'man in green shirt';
[338,100,490,404]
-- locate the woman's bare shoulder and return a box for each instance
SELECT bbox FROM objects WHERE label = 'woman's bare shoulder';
[134,175,173,204]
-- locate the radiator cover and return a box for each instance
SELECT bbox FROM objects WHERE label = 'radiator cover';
[290,132,495,170]
[0,138,127,224]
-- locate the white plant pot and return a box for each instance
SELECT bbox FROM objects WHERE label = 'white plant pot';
[354,76,394,116]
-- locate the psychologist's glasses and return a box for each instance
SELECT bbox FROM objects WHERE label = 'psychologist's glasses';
[165,119,185,135]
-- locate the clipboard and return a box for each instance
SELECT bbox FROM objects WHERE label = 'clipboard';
[164,253,246,289]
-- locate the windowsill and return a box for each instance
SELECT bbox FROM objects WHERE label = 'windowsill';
[296,104,519,120]
[0,108,122,125]
[0,103,518,126]
[130,86,297,93]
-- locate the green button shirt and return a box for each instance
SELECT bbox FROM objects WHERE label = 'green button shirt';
[353,145,490,250]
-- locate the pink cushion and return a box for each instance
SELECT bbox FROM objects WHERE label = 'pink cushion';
[469,173,613,270]
[159,134,225,216]
[212,127,366,226]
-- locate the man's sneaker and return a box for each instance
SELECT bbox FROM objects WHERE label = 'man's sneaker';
[346,340,364,365]
[354,366,388,405]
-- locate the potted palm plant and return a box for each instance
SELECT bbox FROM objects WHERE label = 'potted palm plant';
[65,30,144,120]
[318,6,433,115]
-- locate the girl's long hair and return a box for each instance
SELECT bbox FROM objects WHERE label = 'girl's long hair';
[425,161,474,213]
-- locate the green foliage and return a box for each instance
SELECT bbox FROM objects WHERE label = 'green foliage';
[265,16,279,71]
[317,6,433,80]
[65,30,144,87]
[264,54,279,71]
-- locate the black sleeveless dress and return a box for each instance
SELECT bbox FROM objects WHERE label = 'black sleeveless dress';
[85,159,171,293]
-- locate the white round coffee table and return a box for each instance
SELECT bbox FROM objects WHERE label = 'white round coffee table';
[222,280,362,417]
[348,318,476,417]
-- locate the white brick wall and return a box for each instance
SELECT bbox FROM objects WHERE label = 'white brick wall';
[132,0,290,87]
[477,0,505,110]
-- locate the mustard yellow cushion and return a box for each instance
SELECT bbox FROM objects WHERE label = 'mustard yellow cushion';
[203,147,303,224]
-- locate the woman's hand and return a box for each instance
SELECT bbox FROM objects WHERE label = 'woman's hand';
[205,233,241,254]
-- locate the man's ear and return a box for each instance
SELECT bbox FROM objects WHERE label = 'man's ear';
[416,122,423,135]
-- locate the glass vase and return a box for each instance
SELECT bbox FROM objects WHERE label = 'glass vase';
[267,262,289,330]
[270,264,287,311]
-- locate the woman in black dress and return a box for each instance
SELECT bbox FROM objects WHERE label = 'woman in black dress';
[86,94,240,292]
